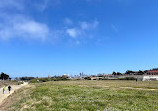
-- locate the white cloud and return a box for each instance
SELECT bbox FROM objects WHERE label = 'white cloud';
[0,0,100,45]
[66,28,80,38]
[65,20,99,39]
[80,20,99,30]
[80,22,89,30]
[64,20,99,45]
[0,15,50,41]
[15,21,49,40]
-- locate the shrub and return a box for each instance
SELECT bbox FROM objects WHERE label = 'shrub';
[119,77,136,80]
[30,77,69,83]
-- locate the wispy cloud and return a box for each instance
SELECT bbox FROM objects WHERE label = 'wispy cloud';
[35,0,50,11]
[35,0,54,12]
[0,15,50,41]
[0,0,61,12]
[14,20,49,41]
[64,20,99,44]
[63,20,99,45]
[0,13,99,44]
[66,28,80,38]
[0,0,24,10]
[35,0,62,11]
[0,0,51,42]
[80,20,99,30]
[64,18,73,25]
[0,0,99,45]
[111,24,118,32]
[66,20,99,37]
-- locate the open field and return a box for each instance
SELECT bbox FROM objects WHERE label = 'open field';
[1,80,158,111]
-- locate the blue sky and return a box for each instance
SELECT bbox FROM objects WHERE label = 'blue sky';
[0,0,158,77]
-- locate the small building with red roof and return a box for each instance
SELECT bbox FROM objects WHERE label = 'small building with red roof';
[147,69,158,75]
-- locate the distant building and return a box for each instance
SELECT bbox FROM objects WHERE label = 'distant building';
[90,77,98,80]
[142,75,158,81]
[90,77,103,80]
[118,74,158,81]
[62,74,68,78]
[147,69,158,75]
[119,69,158,81]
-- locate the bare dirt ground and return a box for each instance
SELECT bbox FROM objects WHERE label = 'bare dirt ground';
[0,82,28,106]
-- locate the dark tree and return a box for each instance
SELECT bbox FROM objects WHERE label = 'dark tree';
[84,77,91,80]
[19,77,35,81]
[125,70,135,75]
[0,72,10,80]
[112,72,117,75]
[137,70,145,75]
[116,72,122,75]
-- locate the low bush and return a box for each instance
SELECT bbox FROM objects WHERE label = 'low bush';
[30,77,69,83]
[119,77,136,80]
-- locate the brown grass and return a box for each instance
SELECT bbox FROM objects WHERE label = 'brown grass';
[0,85,35,111]
[0,81,18,88]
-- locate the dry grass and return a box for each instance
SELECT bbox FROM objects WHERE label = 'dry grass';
[1,80,158,111]
[49,80,158,89]
[0,81,18,88]
[0,85,35,111]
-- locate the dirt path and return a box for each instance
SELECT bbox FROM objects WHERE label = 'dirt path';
[0,82,28,105]
[119,87,157,91]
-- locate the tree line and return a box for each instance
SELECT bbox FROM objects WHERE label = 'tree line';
[112,70,147,76]
[0,72,11,80]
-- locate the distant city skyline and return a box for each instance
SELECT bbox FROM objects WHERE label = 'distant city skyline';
[0,0,158,77]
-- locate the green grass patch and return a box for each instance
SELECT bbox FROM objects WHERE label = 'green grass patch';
[7,81,158,111]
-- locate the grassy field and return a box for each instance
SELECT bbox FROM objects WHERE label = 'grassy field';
[2,80,158,111]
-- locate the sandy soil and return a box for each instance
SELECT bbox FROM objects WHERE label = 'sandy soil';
[0,82,28,105]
